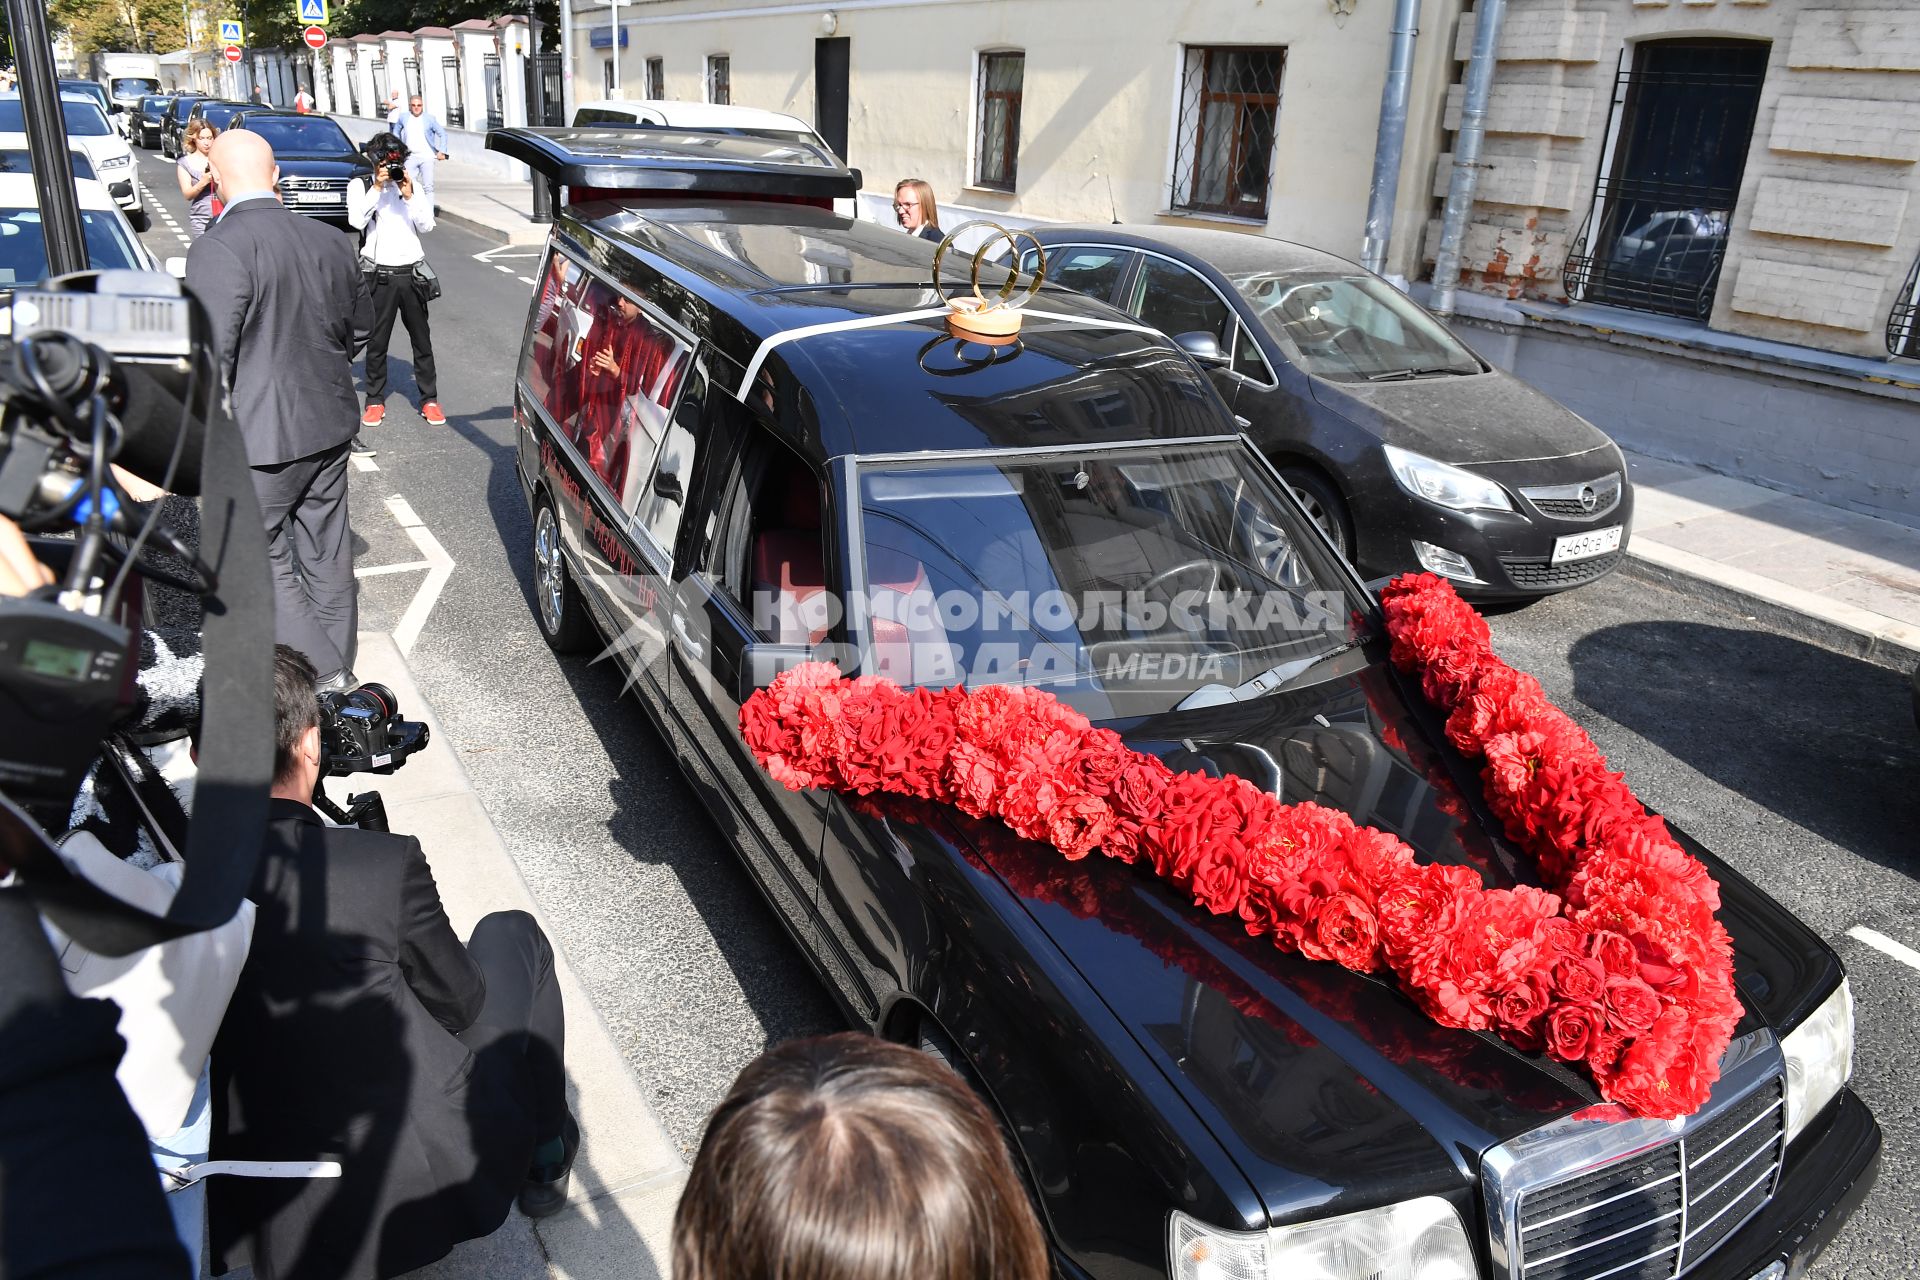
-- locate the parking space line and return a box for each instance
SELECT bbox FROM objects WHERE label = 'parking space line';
[1846,926,1920,974]
[351,452,380,473]
[383,495,455,656]
[518,276,535,285]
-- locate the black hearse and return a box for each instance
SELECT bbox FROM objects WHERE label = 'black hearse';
[492,127,1880,1280]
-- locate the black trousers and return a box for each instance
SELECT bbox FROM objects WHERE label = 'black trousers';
[252,441,356,681]
[364,270,437,402]
[458,911,568,1140]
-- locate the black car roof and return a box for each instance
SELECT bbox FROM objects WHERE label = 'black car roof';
[1034,223,1360,278]
[557,201,1234,462]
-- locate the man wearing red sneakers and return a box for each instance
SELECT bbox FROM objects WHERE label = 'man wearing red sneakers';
[349,130,446,433]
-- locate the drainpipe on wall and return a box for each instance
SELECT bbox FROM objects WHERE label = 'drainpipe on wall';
[1361,0,1422,278]
[1430,0,1507,317]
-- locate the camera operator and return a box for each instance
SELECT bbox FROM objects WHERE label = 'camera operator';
[209,646,578,1280]
[348,132,445,431]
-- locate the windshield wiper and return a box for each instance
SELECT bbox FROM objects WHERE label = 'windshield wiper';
[1365,365,1478,382]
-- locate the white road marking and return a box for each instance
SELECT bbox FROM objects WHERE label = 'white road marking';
[351,451,380,473]
[494,264,514,273]
[473,244,543,263]
[518,276,535,285]
[384,495,454,656]
[354,559,432,578]
[1847,926,1920,974]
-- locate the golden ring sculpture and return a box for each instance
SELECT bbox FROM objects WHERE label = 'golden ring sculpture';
[931,221,1049,345]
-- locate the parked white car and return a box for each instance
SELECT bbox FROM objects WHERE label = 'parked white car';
[570,99,830,150]
[0,95,145,229]
[0,171,161,295]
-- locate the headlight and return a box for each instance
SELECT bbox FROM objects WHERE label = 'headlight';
[1782,978,1853,1145]
[1169,1197,1477,1280]
[98,153,131,169]
[1382,444,1512,512]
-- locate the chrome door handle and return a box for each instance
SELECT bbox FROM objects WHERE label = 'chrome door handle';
[1234,414,1252,428]
[671,611,705,661]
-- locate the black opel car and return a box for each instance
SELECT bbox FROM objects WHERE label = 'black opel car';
[493,127,1879,1280]
[132,93,172,148]
[158,92,206,158]
[230,110,372,225]
[1025,226,1633,599]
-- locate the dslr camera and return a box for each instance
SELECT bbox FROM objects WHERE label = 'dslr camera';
[364,132,409,185]
[313,682,429,831]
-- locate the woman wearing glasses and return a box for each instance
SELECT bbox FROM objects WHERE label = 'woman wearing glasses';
[893,178,942,243]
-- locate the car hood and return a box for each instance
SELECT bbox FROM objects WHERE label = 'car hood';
[275,155,370,172]
[1309,366,1616,469]
[952,654,1833,1225]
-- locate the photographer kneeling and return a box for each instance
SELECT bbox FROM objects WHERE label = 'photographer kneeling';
[349,131,445,433]
[209,646,578,1280]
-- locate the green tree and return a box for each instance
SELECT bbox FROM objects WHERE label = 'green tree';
[48,0,186,53]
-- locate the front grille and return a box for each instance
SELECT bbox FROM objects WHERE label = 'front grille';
[1499,551,1623,590]
[1519,473,1623,522]
[1515,1077,1785,1280]
[282,176,350,217]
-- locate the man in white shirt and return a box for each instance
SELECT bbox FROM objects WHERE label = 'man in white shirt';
[386,93,450,206]
[349,132,444,428]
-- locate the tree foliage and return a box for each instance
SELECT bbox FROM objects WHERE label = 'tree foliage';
[49,0,187,54]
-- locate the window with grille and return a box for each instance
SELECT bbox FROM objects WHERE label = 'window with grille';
[646,56,663,100]
[1891,251,1920,358]
[706,54,730,105]
[1170,45,1284,220]
[975,50,1023,191]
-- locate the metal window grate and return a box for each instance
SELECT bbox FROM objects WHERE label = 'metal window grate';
[402,56,421,98]
[442,55,463,129]
[706,54,729,105]
[1169,45,1284,220]
[1563,41,1767,321]
[1889,252,1920,359]
[646,56,663,100]
[483,52,502,129]
[371,62,389,115]
[975,50,1023,191]
[532,52,564,126]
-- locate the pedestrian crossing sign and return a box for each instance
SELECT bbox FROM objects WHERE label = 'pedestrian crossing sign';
[296,0,327,23]
[218,18,244,42]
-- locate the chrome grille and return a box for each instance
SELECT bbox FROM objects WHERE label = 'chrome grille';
[1520,472,1623,521]
[1483,1033,1787,1280]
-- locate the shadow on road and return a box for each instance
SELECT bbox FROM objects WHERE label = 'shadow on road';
[1568,621,1920,878]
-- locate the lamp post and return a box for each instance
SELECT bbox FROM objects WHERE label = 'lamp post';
[525,0,551,222]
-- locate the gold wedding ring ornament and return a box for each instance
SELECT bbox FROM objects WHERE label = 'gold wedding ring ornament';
[931,221,1048,345]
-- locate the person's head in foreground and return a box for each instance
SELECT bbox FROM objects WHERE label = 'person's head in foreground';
[672,1032,1048,1280]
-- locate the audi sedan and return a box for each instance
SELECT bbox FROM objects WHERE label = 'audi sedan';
[230,111,372,226]
[1025,226,1634,599]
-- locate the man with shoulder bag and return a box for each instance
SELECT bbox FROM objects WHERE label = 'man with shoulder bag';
[350,131,445,431]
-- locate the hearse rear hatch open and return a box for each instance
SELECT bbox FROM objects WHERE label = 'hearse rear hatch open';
[486,126,862,210]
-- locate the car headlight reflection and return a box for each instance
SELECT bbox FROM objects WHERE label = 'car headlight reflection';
[98,153,131,169]
[1382,444,1512,512]
[1782,978,1854,1145]
[1169,1197,1477,1280]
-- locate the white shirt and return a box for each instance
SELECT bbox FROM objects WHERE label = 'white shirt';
[398,110,433,157]
[347,175,434,266]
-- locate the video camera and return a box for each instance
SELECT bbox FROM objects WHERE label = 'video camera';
[311,682,429,832]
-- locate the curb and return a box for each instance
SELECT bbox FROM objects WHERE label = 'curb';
[1620,544,1920,673]
[435,206,511,245]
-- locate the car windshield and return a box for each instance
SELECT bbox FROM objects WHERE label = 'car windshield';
[201,103,246,128]
[171,98,202,121]
[110,78,159,98]
[0,100,113,137]
[60,83,109,108]
[0,147,95,179]
[850,441,1368,720]
[243,117,353,154]
[0,208,142,286]
[1230,270,1481,382]
[140,95,172,112]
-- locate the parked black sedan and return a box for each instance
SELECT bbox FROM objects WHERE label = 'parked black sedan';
[158,92,206,158]
[1025,226,1633,599]
[493,126,1878,1280]
[229,111,372,225]
[131,93,172,148]
[185,99,255,136]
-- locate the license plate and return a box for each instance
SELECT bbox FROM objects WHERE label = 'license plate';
[288,190,340,204]
[1550,525,1623,564]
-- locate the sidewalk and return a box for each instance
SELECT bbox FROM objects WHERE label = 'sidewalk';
[312,633,685,1279]
[1621,450,1920,668]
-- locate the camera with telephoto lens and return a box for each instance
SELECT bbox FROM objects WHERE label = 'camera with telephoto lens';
[364,133,409,186]
[312,683,429,832]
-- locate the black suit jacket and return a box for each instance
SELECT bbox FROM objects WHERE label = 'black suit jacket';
[186,199,372,467]
[210,800,536,1280]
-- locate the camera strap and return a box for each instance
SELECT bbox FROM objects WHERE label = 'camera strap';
[3,402,274,958]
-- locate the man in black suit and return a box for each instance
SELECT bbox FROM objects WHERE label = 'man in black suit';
[210,647,578,1280]
[186,130,371,689]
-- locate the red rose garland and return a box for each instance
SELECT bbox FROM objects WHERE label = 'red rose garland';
[739,574,1740,1118]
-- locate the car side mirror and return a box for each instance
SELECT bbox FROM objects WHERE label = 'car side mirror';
[1175,331,1229,368]
[164,256,187,280]
[738,641,816,705]
[110,103,125,113]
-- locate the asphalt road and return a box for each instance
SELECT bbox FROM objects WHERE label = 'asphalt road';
[131,144,1918,1277]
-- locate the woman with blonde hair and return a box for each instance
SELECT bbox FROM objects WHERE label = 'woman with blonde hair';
[176,120,221,236]
[893,178,942,243]
[673,1032,1048,1280]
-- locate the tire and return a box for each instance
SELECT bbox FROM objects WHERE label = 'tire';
[532,498,594,653]
[129,205,149,232]
[1281,466,1355,565]
[916,1019,1052,1209]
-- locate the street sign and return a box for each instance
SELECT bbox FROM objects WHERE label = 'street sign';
[223,43,243,63]
[218,18,244,43]
[302,24,327,48]
[296,0,328,23]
